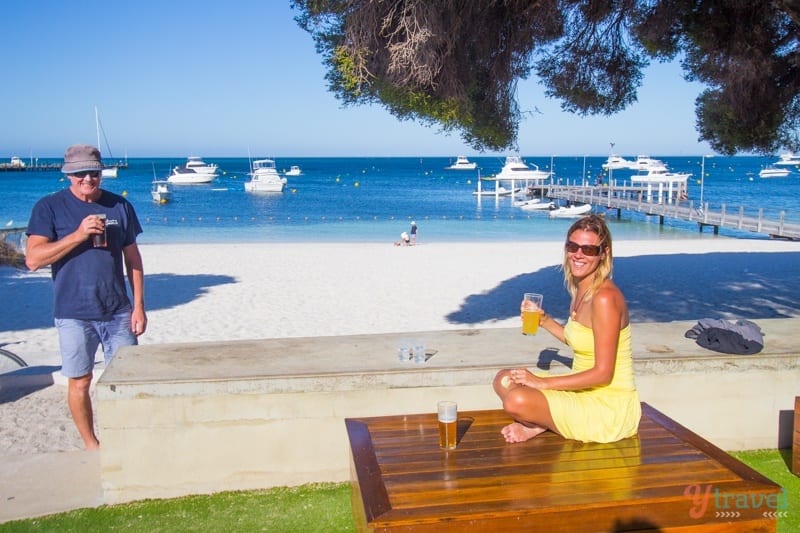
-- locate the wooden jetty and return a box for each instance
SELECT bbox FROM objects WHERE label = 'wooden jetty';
[0,162,61,172]
[0,160,128,172]
[544,183,800,241]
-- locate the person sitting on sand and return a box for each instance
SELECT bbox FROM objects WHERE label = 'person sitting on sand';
[394,231,411,246]
[493,214,641,444]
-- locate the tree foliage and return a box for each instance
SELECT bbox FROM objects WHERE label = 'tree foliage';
[292,0,800,155]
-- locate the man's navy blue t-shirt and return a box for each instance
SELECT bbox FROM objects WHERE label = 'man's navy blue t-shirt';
[27,188,143,320]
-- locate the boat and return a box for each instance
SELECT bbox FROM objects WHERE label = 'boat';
[630,155,668,172]
[8,156,25,169]
[601,154,635,171]
[285,165,302,176]
[515,198,556,211]
[101,166,118,178]
[151,180,173,204]
[167,166,216,184]
[245,159,287,193]
[495,156,551,181]
[94,107,122,178]
[445,156,477,170]
[773,152,800,166]
[167,156,219,184]
[182,156,219,176]
[548,202,592,218]
[629,164,691,200]
[758,166,791,178]
[630,166,692,182]
[472,185,520,197]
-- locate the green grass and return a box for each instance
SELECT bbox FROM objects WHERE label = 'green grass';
[730,449,798,533]
[1,451,795,532]
[0,483,355,532]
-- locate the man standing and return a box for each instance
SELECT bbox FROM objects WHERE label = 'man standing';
[26,144,146,450]
[410,220,418,245]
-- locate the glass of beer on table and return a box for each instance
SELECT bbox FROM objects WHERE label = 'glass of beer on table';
[521,293,543,335]
[437,401,458,449]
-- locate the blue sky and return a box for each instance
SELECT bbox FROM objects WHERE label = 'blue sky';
[2,1,714,158]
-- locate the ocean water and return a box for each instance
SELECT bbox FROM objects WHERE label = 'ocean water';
[2,155,797,244]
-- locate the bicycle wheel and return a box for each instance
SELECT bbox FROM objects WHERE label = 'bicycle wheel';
[0,348,28,373]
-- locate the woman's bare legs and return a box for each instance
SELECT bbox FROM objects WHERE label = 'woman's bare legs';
[493,369,559,443]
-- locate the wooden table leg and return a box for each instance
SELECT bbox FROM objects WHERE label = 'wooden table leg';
[793,396,799,476]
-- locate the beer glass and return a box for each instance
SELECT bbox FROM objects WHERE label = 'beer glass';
[521,293,543,335]
[92,214,107,248]
[437,401,457,449]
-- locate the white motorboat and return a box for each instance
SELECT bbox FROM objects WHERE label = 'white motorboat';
[167,166,216,184]
[495,156,551,181]
[630,166,692,182]
[602,154,635,171]
[631,155,667,172]
[773,152,800,166]
[285,165,302,176]
[629,164,691,203]
[515,198,555,211]
[758,166,791,178]
[151,180,173,204]
[548,202,592,218]
[472,185,520,197]
[102,166,118,178]
[8,156,25,168]
[182,156,219,176]
[245,159,287,193]
[445,156,477,170]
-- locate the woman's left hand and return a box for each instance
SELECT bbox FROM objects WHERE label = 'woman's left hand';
[509,368,547,389]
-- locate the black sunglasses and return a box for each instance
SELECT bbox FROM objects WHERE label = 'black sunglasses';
[565,240,603,256]
[70,171,102,179]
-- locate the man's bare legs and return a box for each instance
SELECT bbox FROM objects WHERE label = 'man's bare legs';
[493,369,558,443]
[68,373,99,450]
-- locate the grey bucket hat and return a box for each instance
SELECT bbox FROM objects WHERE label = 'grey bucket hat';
[61,144,103,174]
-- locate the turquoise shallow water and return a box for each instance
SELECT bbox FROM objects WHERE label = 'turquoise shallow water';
[2,155,797,243]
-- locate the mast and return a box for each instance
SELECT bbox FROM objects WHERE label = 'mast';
[94,106,114,158]
[95,106,101,149]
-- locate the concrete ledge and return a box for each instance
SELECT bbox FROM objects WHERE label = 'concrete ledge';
[96,319,799,504]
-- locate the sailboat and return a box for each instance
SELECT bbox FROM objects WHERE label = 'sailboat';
[95,106,121,178]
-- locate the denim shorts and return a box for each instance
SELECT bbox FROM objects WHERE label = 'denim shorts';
[55,310,138,378]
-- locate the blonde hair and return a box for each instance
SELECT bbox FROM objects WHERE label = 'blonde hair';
[561,214,613,299]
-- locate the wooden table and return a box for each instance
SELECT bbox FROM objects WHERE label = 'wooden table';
[346,403,780,532]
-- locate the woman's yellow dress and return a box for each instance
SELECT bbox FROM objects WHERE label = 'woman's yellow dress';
[539,319,641,443]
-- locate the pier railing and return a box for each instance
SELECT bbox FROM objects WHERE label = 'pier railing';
[0,161,128,172]
[545,183,800,240]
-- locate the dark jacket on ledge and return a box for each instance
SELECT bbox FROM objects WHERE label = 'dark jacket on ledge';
[685,318,764,355]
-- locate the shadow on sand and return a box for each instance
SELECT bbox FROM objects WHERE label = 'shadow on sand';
[446,251,800,325]
[0,270,236,333]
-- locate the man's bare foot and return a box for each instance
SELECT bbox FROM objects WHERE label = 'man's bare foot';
[501,422,547,443]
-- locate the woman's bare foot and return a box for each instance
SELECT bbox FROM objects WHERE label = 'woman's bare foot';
[501,422,547,443]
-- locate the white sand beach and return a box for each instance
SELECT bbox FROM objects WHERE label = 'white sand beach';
[2,237,800,455]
